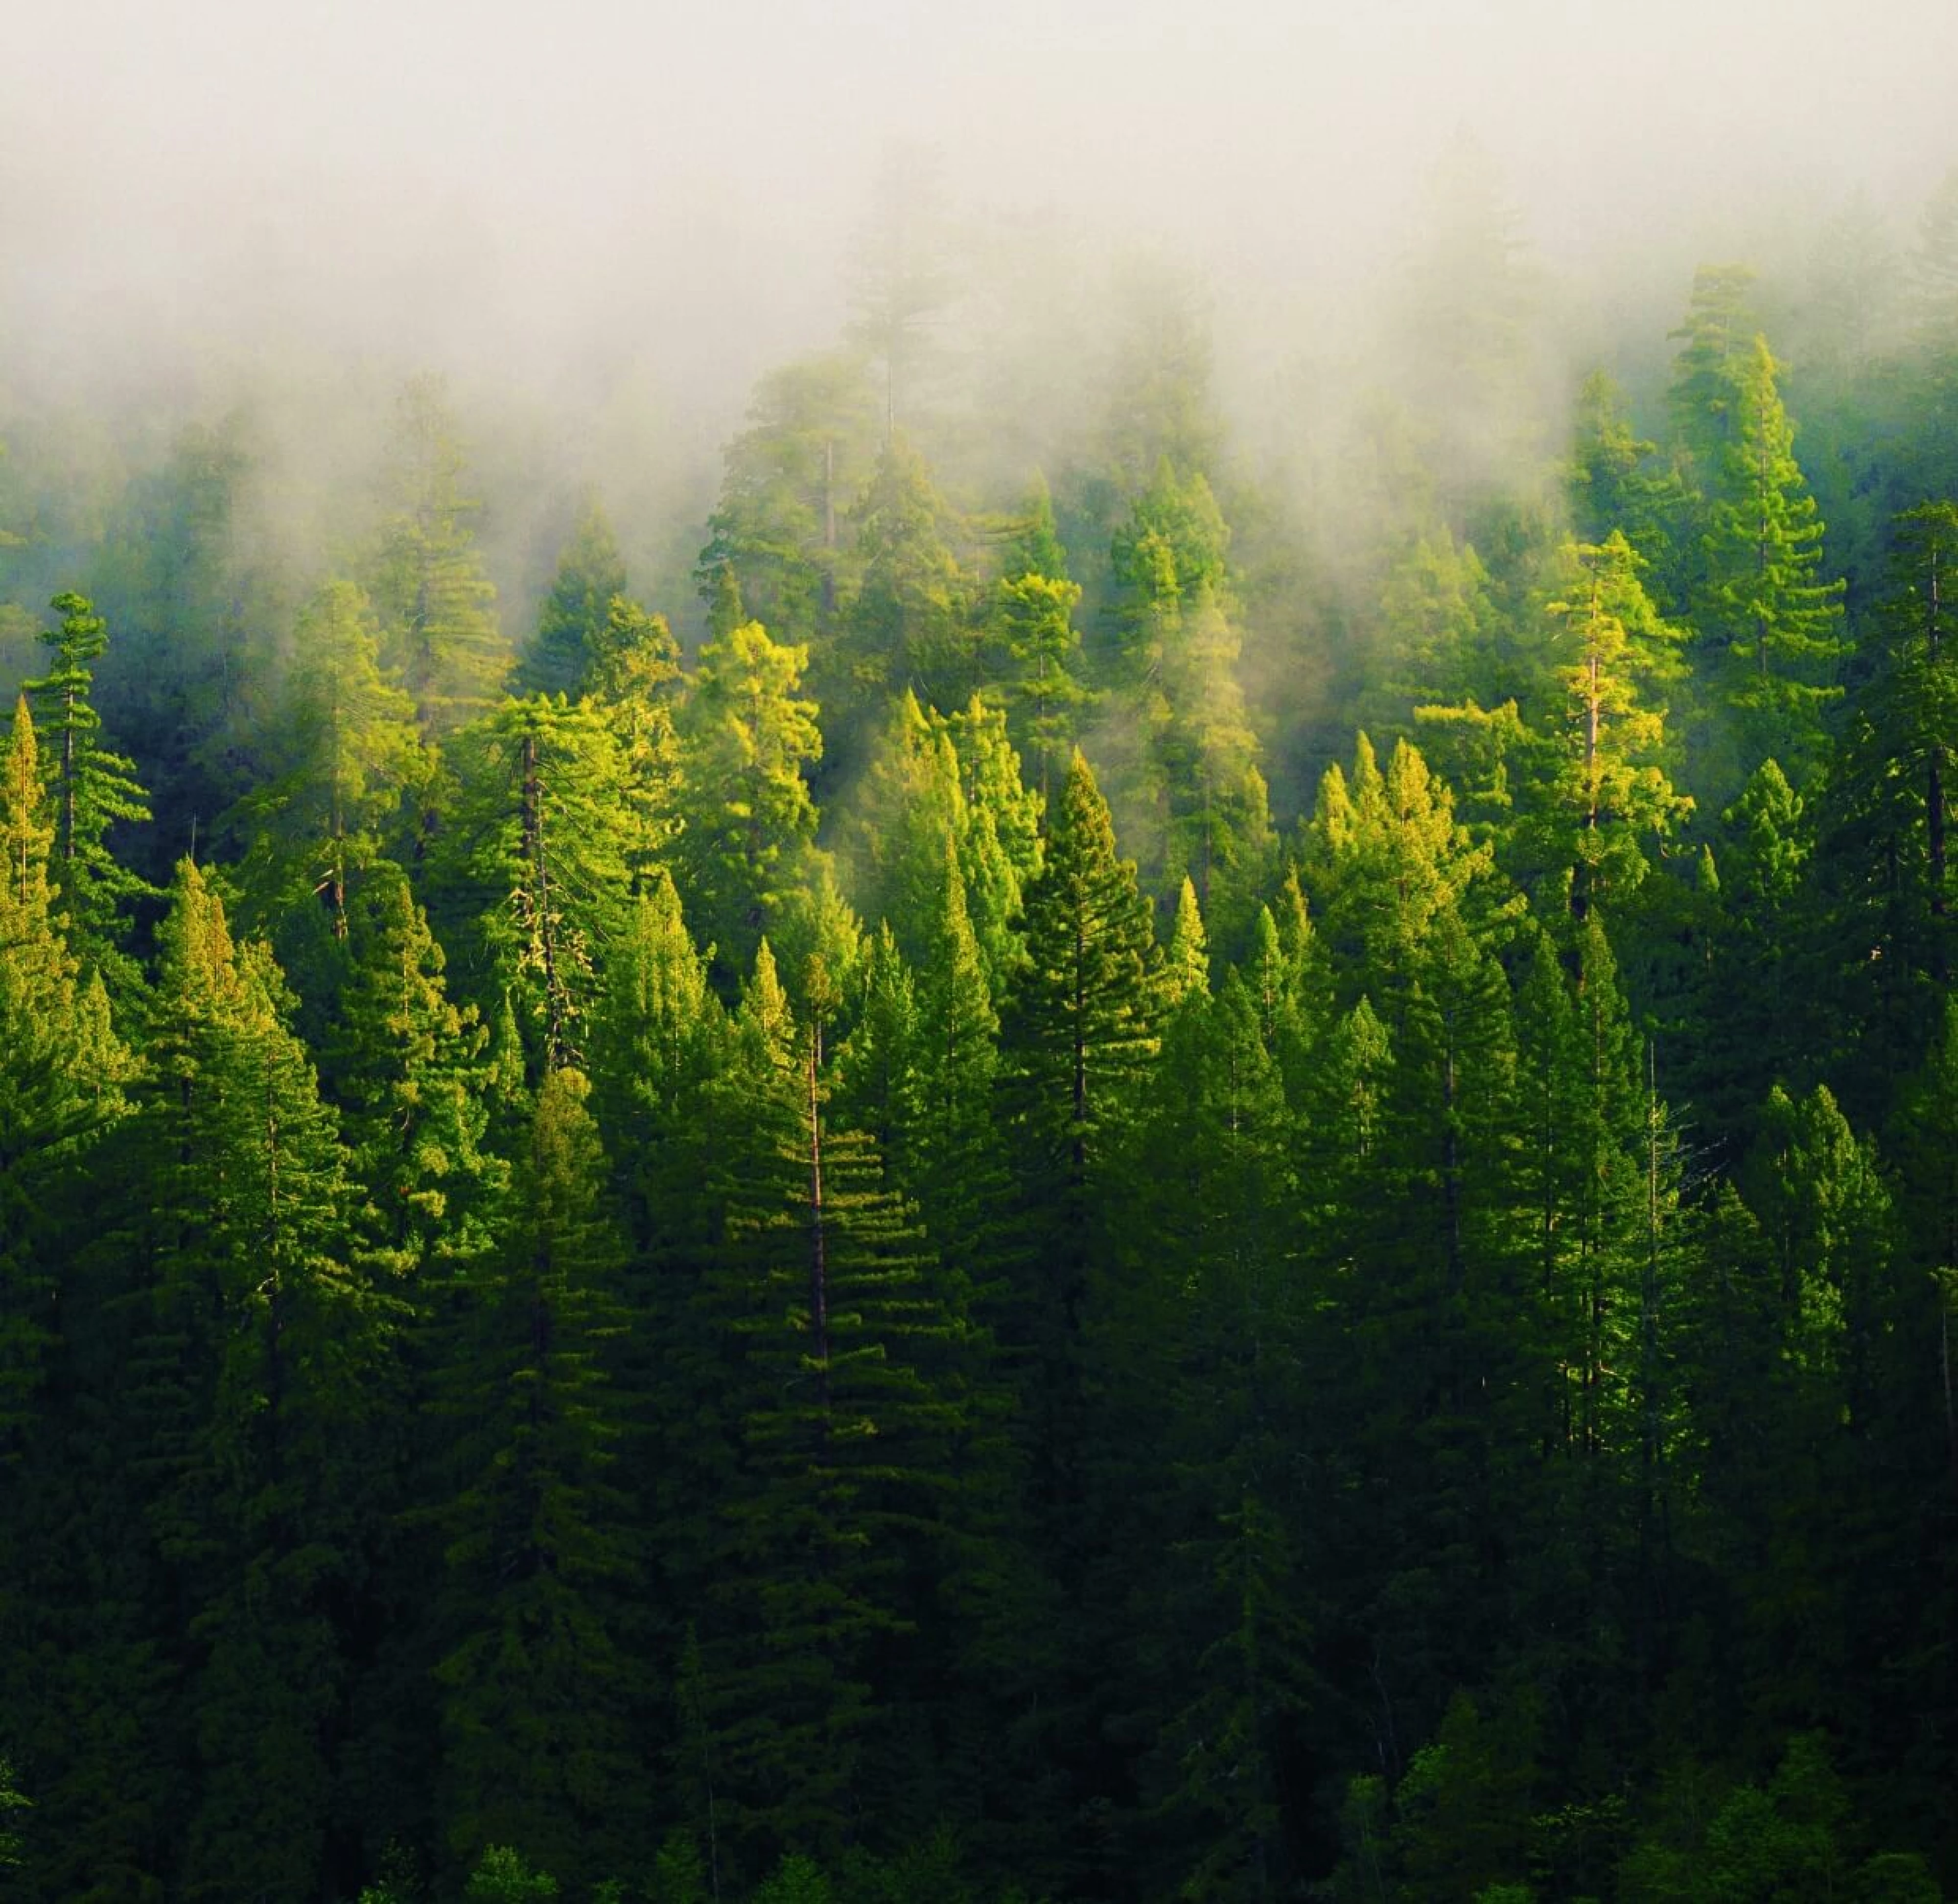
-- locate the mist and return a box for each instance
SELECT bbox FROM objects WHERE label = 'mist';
[2,0,1955,707]
[6,0,1951,401]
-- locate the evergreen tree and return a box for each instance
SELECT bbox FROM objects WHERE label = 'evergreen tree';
[429,696,642,1070]
[1103,462,1270,923]
[697,353,881,645]
[429,1068,644,1887]
[692,951,991,1866]
[367,375,508,733]
[325,863,503,1277]
[1699,336,1847,775]
[232,579,423,945]
[909,836,1008,1268]
[676,619,823,971]
[1000,750,1162,1251]
[997,749,1161,1552]
[1538,533,1692,922]
[1823,502,1958,1077]
[22,589,152,978]
[0,698,127,1455]
[1569,369,1684,577]
[837,431,973,740]
[518,493,630,697]
[124,860,391,1899]
[1669,265,1761,485]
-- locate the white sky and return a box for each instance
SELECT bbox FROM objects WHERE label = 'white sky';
[1,0,1952,415]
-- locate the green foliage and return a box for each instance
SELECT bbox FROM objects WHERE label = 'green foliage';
[519,493,631,697]
[697,351,881,645]
[367,375,508,732]
[231,578,424,945]
[466,1843,561,1901]
[1537,532,1693,918]
[1698,336,1846,773]
[677,617,823,971]
[839,431,974,727]
[8,209,1958,1904]
[22,589,152,979]
[431,1068,643,1887]
[430,695,645,1070]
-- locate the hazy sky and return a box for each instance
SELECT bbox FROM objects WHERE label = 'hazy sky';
[2,0,1953,414]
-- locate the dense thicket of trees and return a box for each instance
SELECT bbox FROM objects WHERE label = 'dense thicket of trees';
[5,158,1958,1904]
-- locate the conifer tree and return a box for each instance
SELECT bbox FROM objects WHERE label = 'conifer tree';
[692,949,993,1866]
[1300,734,1511,1000]
[1824,501,1958,1070]
[325,863,503,1277]
[430,1067,644,1887]
[995,481,1088,805]
[233,579,423,943]
[1568,369,1683,577]
[1000,750,1162,1240]
[1668,265,1760,485]
[518,494,630,697]
[835,922,925,1186]
[1538,532,1692,921]
[839,431,972,731]
[910,836,1008,1269]
[676,619,823,970]
[126,860,390,1899]
[998,749,1161,1556]
[22,590,152,978]
[696,352,881,644]
[367,375,508,733]
[1102,463,1268,916]
[1699,336,1846,773]
[430,696,642,1070]
[0,698,127,1454]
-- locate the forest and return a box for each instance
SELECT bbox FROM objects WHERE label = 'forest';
[2,135,1958,1903]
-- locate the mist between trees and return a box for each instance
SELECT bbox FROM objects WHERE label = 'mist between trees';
[4,119,1958,1904]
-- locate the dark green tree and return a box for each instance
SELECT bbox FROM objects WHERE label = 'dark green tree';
[429,1067,644,1888]
[517,493,630,697]
[22,590,151,978]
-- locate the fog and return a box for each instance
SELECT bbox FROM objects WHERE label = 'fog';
[7,0,1951,382]
[2,0,1954,648]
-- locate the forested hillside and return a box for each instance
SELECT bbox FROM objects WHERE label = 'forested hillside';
[4,148,1958,1903]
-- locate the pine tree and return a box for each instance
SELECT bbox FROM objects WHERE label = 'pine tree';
[909,836,1008,1269]
[994,477,1089,807]
[1000,750,1162,1247]
[1699,336,1847,773]
[691,953,988,1865]
[0,698,127,1455]
[1568,369,1683,577]
[676,619,823,971]
[1823,502,1958,1079]
[429,696,641,1071]
[1300,733,1512,1000]
[430,1068,644,1887]
[232,579,424,943]
[1101,463,1268,917]
[125,860,392,1899]
[1538,533,1692,921]
[1669,265,1760,486]
[997,749,1161,1544]
[367,375,508,733]
[325,862,504,1277]
[518,493,630,697]
[838,432,973,739]
[22,589,152,979]
[696,352,881,645]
